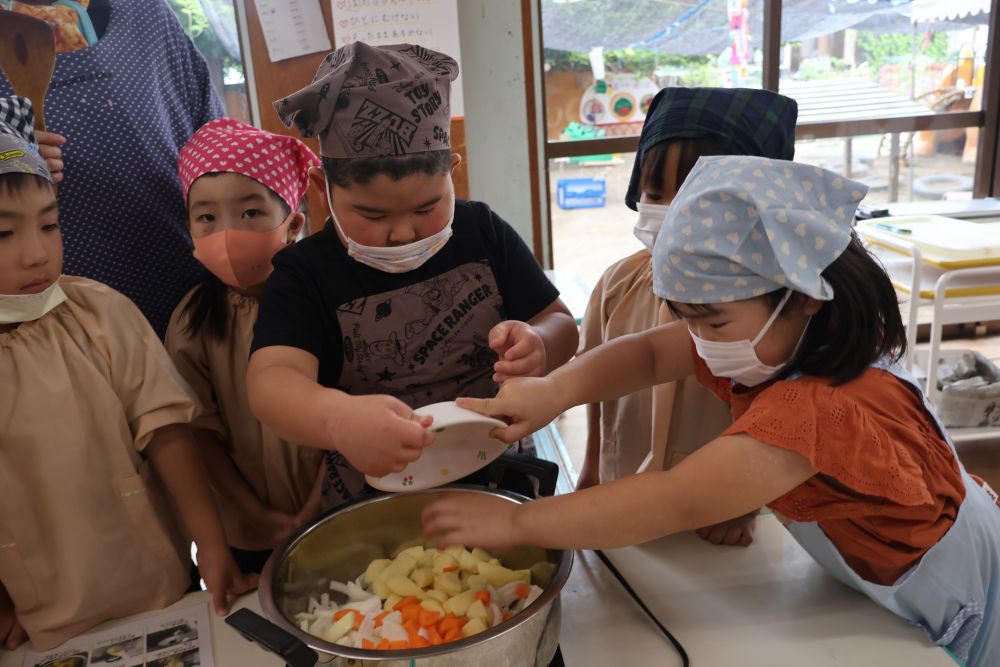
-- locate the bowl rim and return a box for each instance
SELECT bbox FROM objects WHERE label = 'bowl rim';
[258,485,573,660]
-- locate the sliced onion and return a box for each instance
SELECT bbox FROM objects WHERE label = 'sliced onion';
[488,602,503,627]
[380,621,408,643]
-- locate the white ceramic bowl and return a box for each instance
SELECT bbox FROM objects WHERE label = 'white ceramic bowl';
[365,401,510,492]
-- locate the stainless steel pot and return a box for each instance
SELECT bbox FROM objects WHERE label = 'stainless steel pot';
[251,486,572,667]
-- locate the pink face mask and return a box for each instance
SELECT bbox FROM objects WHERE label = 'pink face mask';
[192,214,295,290]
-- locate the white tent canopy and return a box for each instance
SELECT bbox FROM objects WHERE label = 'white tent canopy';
[910,0,991,22]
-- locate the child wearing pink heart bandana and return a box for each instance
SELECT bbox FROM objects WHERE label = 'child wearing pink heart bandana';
[165,117,324,574]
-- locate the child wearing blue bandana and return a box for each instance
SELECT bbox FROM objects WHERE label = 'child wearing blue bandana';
[577,87,797,548]
[425,156,1000,667]
[0,96,253,651]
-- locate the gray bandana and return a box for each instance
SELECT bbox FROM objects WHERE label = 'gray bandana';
[275,42,459,158]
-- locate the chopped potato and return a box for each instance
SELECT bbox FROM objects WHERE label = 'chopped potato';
[378,552,417,582]
[461,617,488,637]
[465,599,489,622]
[410,567,435,588]
[432,552,458,574]
[364,558,391,584]
[426,589,448,603]
[420,598,446,615]
[322,612,355,642]
[386,574,427,599]
[443,589,476,616]
[434,571,463,596]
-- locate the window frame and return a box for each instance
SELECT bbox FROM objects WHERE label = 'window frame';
[537,0,1000,241]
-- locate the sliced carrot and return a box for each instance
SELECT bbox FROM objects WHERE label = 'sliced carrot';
[361,638,375,650]
[426,625,444,646]
[442,565,458,573]
[393,596,420,610]
[399,603,422,624]
[502,612,512,622]
[474,590,491,605]
[411,635,430,648]
[373,610,390,627]
[443,627,462,643]
[515,583,531,598]
[389,640,409,650]
[438,613,461,634]
[418,609,441,627]
[403,618,420,636]
[375,638,391,650]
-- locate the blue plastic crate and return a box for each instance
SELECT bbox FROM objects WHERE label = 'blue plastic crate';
[557,177,606,209]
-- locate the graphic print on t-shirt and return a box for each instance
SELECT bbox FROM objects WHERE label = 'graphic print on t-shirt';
[337,260,505,409]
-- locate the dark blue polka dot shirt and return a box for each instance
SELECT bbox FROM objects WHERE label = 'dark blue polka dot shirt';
[0,0,223,337]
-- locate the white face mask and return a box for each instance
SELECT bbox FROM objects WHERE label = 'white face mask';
[327,181,454,274]
[0,279,67,324]
[689,289,807,388]
[634,202,670,253]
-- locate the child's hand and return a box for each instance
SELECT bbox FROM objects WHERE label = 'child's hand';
[0,616,27,651]
[489,320,546,383]
[696,511,758,547]
[35,131,66,185]
[422,491,521,551]
[330,394,434,477]
[197,545,259,616]
[456,376,562,443]
[0,584,27,650]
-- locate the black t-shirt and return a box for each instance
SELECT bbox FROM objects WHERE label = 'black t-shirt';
[252,199,560,409]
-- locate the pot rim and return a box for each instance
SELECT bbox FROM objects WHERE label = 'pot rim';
[258,485,573,661]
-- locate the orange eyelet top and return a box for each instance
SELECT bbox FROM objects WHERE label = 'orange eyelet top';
[692,347,965,585]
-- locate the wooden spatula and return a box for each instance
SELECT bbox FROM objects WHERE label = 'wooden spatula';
[0,11,56,131]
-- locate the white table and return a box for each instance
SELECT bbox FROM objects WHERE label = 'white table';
[1,516,954,666]
[560,515,954,666]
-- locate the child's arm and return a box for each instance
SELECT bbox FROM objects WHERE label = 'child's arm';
[460,320,695,442]
[490,299,578,383]
[146,424,257,615]
[0,581,27,650]
[575,403,602,490]
[423,432,816,551]
[246,346,434,477]
[195,431,299,547]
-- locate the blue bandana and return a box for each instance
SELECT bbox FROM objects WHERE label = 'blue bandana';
[652,156,867,304]
[0,96,50,181]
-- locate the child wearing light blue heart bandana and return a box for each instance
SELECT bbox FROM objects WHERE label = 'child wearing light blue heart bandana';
[424,156,1000,667]
[576,88,797,552]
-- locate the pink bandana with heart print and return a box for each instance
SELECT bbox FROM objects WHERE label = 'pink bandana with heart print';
[178,117,320,209]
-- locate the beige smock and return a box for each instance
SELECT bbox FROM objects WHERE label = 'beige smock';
[0,276,195,650]
[579,249,733,482]
[166,288,322,550]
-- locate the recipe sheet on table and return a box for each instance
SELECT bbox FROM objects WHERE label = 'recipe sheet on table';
[23,603,214,667]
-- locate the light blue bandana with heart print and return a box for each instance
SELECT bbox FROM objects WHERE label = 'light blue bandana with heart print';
[652,156,868,304]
